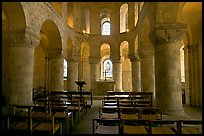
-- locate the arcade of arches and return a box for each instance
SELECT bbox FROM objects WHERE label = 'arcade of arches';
[2,2,202,116]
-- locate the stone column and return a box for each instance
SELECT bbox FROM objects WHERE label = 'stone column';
[112,60,123,92]
[89,57,100,95]
[8,32,40,105]
[130,55,141,92]
[67,61,78,91]
[48,49,64,91]
[138,49,155,101]
[154,23,187,115]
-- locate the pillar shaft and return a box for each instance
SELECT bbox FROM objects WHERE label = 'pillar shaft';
[8,32,40,105]
[130,57,141,92]
[113,61,122,92]
[49,57,64,91]
[9,46,34,105]
[139,49,155,92]
[67,61,78,91]
[89,57,100,94]
[154,23,187,115]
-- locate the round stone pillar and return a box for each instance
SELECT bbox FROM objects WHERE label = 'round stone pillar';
[67,61,78,91]
[112,60,123,92]
[48,53,64,91]
[139,49,156,102]
[154,23,187,115]
[89,57,100,94]
[130,55,141,92]
[8,32,40,106]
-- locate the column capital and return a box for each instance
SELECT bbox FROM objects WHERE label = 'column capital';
[129,54,140,62]
[7,29,40,48]
[47,48,63,59]
[89,56,100,64]
[138,49,154,59]
[152,23,187,45]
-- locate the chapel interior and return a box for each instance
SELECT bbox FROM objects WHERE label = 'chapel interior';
[2,2,202,134]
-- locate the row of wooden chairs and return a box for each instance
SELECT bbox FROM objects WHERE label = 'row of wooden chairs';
[35,96,86,123]
[93,119,202,134]
[5,104,73,134]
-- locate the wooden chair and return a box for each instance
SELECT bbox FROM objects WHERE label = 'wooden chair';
[121,119,149,134]
[2,114,33,134]
[31,115,62,134]
[99,107,119,119]
[148,120,178,134]
[49,105,73,134]
[139,107,162,121]
[93,119,121,134]
[177,120,202,134]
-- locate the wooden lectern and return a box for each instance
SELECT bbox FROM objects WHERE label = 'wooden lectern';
[75,81,86,102]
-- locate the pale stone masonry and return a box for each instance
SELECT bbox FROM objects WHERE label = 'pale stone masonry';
[2,2,202,115]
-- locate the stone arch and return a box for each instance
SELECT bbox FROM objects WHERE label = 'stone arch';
[67,36,74,61]
[100,43,111,79]
[180,2,202,107]
[37,19,63,91]
[120,3,128,33]
[40,19,62,49]
[50,2,62,16]
[181,2,202,45]
[156,2,180,24]
[139,17,153,50]
[2,2,26,99]
[2,2,26,31]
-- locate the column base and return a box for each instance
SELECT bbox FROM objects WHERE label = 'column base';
[162,108,187,117]
[115,89,123,92]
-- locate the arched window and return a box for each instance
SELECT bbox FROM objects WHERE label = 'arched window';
[102,21,110,35]
[180,45,185,82]
[120,3,128,33]
[64,59,67,78]
[103,59,112,78]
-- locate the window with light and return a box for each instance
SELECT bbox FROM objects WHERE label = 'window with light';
[103,59,112,78]
[64,59,67,78]
[102,21,110,35]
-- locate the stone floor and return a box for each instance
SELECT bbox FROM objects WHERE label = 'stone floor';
[71,100,202,134]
